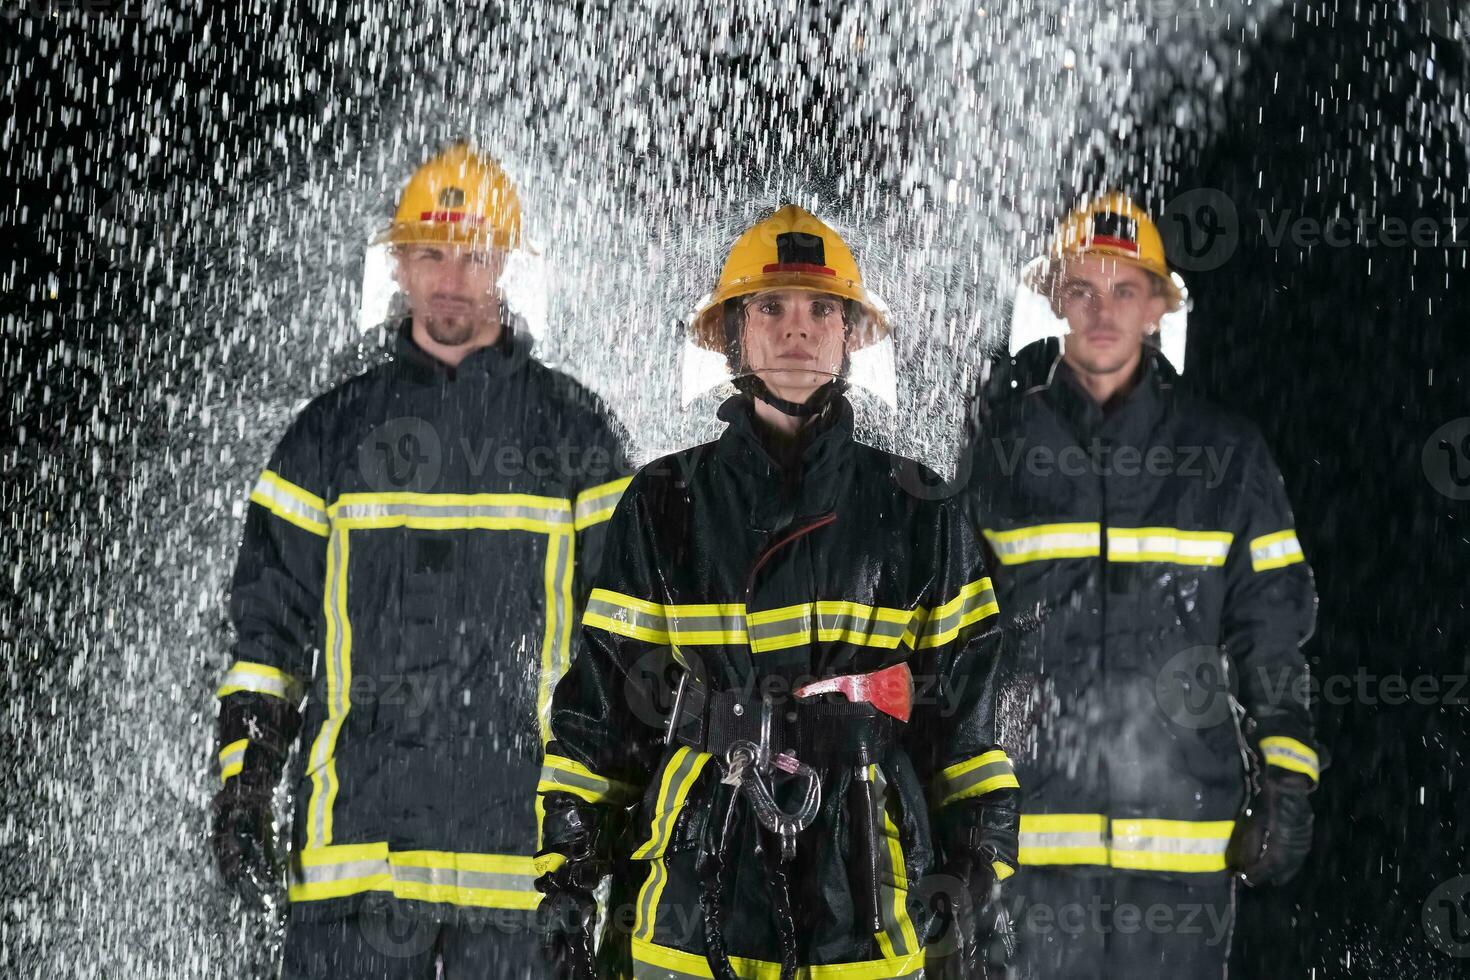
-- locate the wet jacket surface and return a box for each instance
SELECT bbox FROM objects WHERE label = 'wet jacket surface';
[541,394,1020,978]
[963,339,1319,881]
[216,319,631,919]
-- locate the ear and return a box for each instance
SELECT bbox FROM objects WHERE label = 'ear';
[1143,293,1168,334]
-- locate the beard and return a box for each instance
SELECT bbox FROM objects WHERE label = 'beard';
[421,313,479,348]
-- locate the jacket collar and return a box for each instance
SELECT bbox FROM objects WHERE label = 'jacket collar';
[714,393,856,530]
[391,309,533,385]
[988,337,1177,440]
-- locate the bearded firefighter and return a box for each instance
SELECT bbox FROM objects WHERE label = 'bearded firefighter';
[963,193,1319,978]
[210,143,631,977]
[534,204,1021,980]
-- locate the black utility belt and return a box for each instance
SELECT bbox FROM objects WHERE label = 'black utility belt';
[665,676,900,769]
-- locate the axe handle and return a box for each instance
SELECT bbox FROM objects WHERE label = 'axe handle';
[848,767,885,935]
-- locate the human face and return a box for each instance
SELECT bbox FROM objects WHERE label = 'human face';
[739,289,848,404]
[1053,254,1169,379]
[392,243,506,348]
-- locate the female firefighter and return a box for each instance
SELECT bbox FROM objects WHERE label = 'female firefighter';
[534,205,1020,980]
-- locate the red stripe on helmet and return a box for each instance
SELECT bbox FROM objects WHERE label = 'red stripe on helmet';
[762,262,837,276]
[1087,235,1139,253]
[418,211,487,224]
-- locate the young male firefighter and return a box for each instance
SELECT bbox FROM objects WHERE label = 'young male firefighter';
[210,144,632,978]
[963,193,1319,979]
[534,204,1021,980]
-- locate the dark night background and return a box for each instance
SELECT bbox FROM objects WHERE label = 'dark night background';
[3,1,1467,976]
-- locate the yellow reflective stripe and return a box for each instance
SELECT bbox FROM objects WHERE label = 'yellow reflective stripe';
[1107,527,1234,566]
[583,589,748,645]
[993,860,1015,882]
[630,937,927,979]
[916,577,999,649]
[1250,529,1305,572]
[633,858,670,943]
[1260,735,1320,781]
[1018,813,1110,866]
[871,765,919,959]
[250,469,329,537]
[305,526,352,847]
[219,738,248,784]
[1109,818,1234,873]
[537,529,575,746]
[216,660,304,701]
[329,491,573,534]
[983,522,1101,564]
[1018,814,1235,872]
[537,753,638,806]
[573,476,632,530]
[746,600,917,653]
[288,845,543,909]
[631,748,712,859]
[934,749,1019,807]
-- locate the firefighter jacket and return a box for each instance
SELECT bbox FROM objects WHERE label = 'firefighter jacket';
[215,318,632,918]
[539,393,1021,979]
[962,338,1319,881]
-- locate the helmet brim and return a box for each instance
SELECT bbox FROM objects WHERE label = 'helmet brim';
[1023,250,1183,313]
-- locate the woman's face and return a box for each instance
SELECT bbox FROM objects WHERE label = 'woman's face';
[739,289,848,403]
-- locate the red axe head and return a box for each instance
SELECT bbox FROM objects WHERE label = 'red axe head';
[793,662,913,723]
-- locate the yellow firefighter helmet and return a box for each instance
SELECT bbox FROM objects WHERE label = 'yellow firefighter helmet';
[1025,192,1183,312]
[373,143,522,250]
[689,204,889,354]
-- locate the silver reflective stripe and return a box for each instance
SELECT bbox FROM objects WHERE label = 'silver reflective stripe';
[251,471,329,533]
[920,582,997,643]
[634,861,667,944]
[391,865,535,893]
[983,524,1101,564]
[747,606,912,650]
[217,662,302,700]
[1250,530,1304,571]
[1111,832,1229,856]
[574,477,631,528]
[333,501,571,527]
[1020,830,1109,850]
[294,857,389,885]
[584,596,745,639]
[1107,528,1233,565]
[306,527,349,848]
[536,531,572,745]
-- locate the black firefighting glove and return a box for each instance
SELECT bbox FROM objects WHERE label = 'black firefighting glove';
[1228,768,1315,885]
[936,793,1021,977]
[210,693,299,907]
[536,794,612,980]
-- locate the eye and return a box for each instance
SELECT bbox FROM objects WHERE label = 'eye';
[1116,284,1136,299]
[756,299,783,317]
[810,299,839,319]
[1063,282,1092,301]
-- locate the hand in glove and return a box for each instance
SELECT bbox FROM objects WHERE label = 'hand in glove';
[1228,769,1314,885]
[945,847,1016,976]
[211,781,280,907]
[536,795,611,980]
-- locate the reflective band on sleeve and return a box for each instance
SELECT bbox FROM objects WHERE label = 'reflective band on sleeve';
[1018,813,1110,866]
[288,843,544,910]
[1108,818,1234,873]
[982,523,1101,564]
[916,577,1000,649]
[216,660,304,701]
[1260,735,1320,782]
[1250,529,1305,572]
[250,470,329,537]
[746,600,915,654]
[573,476,633,530]
[583,589,747,646]
[631,748,712,860]
[1107,527,1234,567]
[537,754,638,806]
[219,738,248,784]
[934,749,1019,808]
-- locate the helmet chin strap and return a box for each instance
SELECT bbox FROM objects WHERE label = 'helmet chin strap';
[734,374,849,418]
